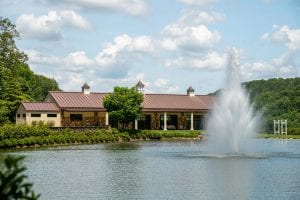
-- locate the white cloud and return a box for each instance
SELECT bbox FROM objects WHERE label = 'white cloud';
[64,51,94,71]
[49,0,148,16]
[16,10,91,41]
[162,24,221,51]
[26,33,154,79]
[262,25,300,51]
[178,0,218,6]
[250,62,275,72]
[178,10,225,25]
[95,34,154,67]
[279,65,294,74]
[154,78,179,93]
[166,51,227,70]
[25,50,61,66]
[26,50,94,73]
[241,52,298,80]
[59,72,86,91]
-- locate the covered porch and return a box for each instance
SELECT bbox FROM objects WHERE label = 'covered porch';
[135,111,207,130]
[61,111,109,127]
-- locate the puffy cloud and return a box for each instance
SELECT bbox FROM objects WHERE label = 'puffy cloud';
[46,0,148,16]
[160,8,224,72]
[26,33,154,79]
[162,24,221,51]
[241,52,298,80]
[262,25,300,51]
[16,10,91,41]
[64,51,94,71]
[25,50,93,73]
[178,0,218,6]
[165,51,227,70]
[25,50,61,66]
[178,10,225,25]
[154,78,179,93]
[250,62,275,72]
[95,34,154,67]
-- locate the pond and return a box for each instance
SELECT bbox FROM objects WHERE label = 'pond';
[2,139,300,200]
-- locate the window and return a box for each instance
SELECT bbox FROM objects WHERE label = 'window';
[70,114,83,121]
[17,114,20,118]
[23,114,26,118]
[47,113,57,118]
[31,113,41,117]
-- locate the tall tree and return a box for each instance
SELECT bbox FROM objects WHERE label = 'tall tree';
[0,17,60,123]
[0,18,30,123]
[0,17,27,73]
[103,87,144,129]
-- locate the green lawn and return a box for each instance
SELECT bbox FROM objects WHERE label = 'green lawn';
[257,134,300,139]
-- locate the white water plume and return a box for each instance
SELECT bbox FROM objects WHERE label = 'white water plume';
[206,48,259,153]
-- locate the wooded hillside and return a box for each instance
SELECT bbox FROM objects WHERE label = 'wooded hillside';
[244,77,300,133]
[0,17,59,124]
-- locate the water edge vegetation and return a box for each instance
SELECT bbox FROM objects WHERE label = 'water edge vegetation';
[0,124,201,149]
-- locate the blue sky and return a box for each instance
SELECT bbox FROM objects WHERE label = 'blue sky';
[1,0,299,94]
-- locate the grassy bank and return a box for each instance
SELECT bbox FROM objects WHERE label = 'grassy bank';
[0,124,201,149]
[257,133,300,139]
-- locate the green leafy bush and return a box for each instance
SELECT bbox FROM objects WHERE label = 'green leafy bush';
[0,156,40,200]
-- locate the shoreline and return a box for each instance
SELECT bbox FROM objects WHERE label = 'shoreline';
[257,134,300,139]
[0,135,203,151]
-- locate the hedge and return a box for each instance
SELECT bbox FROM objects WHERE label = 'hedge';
[0,125,202,149]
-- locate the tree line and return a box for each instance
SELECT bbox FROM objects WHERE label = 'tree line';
[1,17,299,134]
[0,17,59,124]
[244,77,300,134]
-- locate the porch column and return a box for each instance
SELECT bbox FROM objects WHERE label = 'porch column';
[190,112,194,130]
[105,112,109,126]
[135,119,138,130]
[164,112,167,131]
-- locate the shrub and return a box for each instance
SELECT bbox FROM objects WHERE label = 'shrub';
[288,128,300,135]
[0,156,40,200]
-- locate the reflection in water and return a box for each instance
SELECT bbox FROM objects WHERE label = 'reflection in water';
[103,148,144,200]
[104,142,141,151]
[206,158,254,200]
[1,140,300,200]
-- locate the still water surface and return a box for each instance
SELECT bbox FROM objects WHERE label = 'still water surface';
[2,139,300,200]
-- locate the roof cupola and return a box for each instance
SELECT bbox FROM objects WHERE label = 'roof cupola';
[82,83,91,94]
[187,86,195,96]
[135,80,145,94]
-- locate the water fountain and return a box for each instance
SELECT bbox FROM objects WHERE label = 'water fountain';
[206,48,259,154]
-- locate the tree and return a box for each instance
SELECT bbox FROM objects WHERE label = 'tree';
[0,17,27,73]
[0,156,40,200]
[244,77,300,133]
[103,87,144,129]
[0,17,60,124]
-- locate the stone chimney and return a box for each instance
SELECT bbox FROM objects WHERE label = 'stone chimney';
[135,80,145,94]
[82,83,91,94]
[187,86,195,96]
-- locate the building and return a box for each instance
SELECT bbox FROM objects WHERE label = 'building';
[16,82,214,130]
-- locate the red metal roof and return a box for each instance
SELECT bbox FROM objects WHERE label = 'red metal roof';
[48,91,214,112]
[48,92,107,110]
[22,102,60,112]
[142,94,214,112]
